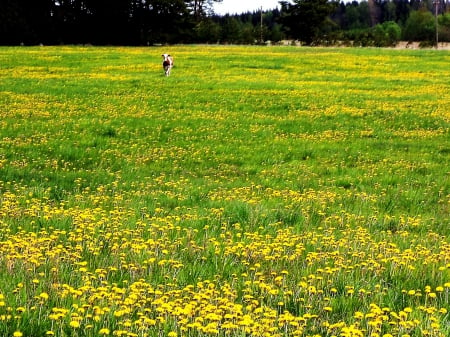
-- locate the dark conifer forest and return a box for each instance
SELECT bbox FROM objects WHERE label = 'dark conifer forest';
[1,0,449,46]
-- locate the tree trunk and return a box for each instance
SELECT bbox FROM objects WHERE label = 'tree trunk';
[368,0,379,27]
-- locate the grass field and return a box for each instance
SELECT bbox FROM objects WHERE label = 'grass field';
[0,45,449,337]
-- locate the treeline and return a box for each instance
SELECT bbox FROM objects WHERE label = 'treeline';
[311,0,450,46]
[1,0,449,46]
[212,0,450,46]
[0,0,219,45]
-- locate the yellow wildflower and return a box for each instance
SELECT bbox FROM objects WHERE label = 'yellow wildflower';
[99,328,110,335]
[69,320,80,328]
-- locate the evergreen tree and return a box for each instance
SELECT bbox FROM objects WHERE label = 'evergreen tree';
[403,8,436,41]
[0,0,54,44]
[279,0,338,44]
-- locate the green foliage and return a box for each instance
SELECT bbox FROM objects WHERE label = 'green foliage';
[195,18,221,43]
[403,9,436,42]
[438,13,450,42]
[373,21,402,46]
[280,0,339,44]
[344,1,372,30]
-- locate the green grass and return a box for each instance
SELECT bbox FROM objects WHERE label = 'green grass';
[0,45,449,337]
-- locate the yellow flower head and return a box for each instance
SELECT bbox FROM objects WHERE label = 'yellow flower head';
[69,320,80,328]
[99,328,110,335]
[39,292,49,300]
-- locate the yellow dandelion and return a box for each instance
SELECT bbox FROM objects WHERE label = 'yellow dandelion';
[16,307,26,313]
[430,322,440,329]
[13,332,23,337]
[354,311,364,319]
[99,328,110,335]
[39,292,49,300]
[69,320,80,328]
[428,292,437,299]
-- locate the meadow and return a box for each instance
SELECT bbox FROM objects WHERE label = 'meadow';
[0,45,449,337]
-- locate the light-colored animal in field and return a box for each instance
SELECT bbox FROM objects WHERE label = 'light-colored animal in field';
[162,53,174,76]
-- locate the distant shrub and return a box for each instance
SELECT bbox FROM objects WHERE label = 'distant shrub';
[403,9,435,42]
[344,28,374,47]
[438,13,450,42]
[373,21,401,47]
